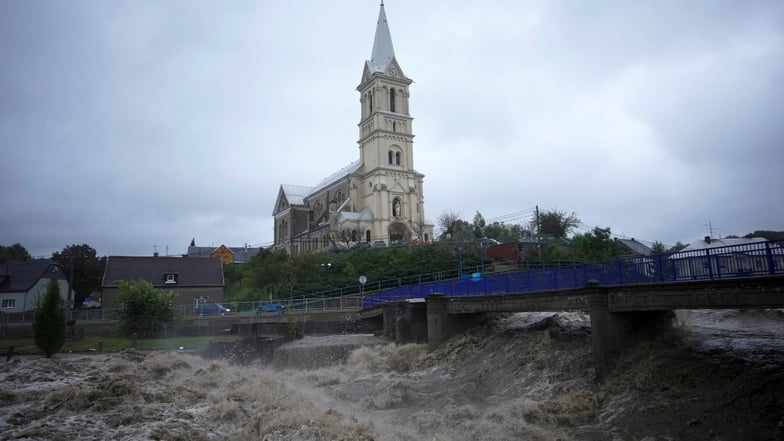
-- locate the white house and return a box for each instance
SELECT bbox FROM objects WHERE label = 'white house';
[0,260,70,313]
[670,236,783,279]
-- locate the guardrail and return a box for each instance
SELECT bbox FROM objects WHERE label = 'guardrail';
[363,239,784,308]
[4,240,780,324]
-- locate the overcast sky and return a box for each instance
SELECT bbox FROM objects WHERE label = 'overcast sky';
[2,0,783,258]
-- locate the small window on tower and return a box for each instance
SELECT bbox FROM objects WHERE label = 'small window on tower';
[395,152,401,165]
[388,151,394,164]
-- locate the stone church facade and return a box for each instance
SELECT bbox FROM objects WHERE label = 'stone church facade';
[272,3,434,255]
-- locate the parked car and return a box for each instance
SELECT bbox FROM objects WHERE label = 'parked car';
[196,302,233,316]
[372,240,387,248]
[256,303,285,317]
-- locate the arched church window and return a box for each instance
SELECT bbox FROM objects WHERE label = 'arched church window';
[392,121,396,132]
[366,230,371,243]
[389,88,396,112]
[368,92,373,115]
[395,152,401,165]
[388,151,393,164]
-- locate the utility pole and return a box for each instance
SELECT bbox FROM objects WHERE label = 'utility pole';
[536,205,542,266]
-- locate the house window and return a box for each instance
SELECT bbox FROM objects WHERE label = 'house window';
[2,299,15,308]
[164,273,177,284]
[389,88,396,112]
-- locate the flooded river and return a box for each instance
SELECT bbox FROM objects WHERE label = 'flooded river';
[1,310,782,440]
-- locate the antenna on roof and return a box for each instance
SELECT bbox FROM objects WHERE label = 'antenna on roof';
[704,221,717,239]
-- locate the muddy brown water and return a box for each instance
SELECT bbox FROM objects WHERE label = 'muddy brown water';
[1,310,782,440]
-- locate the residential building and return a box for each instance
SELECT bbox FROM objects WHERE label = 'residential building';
[272,3,433,255]
[615,238,654,257]
[101,256,225,309]
[187,243,262,264]
[671,236,783,279]
[0,260,69,313]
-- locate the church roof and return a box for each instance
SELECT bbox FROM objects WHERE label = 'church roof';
[281,185,312,206]
[366,2,396,74]
[312,159,362,191]
[340,207,374,221]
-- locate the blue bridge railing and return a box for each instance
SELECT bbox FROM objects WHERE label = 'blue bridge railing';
[363,239,784,308]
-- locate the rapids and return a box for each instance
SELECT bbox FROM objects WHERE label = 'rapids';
[1,310,783,440]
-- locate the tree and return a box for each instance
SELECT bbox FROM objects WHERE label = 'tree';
[472,211,486,239]
[668,241,688,253]
[484,222,532,243]
[744,230,784,241]
[115,280,177,338]
[437,210,461,241]
[572,227,619,262]
[651,241,667,254]
[532,209,580,239]
[52,244,106,307]
[336,227,355,248]
[0,243,31,263]
[33,279,67,358]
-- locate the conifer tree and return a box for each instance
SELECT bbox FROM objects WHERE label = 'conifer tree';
[33,279,67,358]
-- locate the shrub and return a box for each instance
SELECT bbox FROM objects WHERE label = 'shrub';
[115,280,177,338]
[33,279,67,358]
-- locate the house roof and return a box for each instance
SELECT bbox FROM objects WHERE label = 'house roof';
[615,238,653,256]
[187,245,262,263]
[0,260,61,293]
[101,256,224,288]
[681,237,768,252]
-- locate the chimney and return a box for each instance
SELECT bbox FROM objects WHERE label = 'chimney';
[704,236,711,244]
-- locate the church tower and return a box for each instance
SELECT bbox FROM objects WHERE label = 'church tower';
[353,2,430,244]
[272,2,432,254]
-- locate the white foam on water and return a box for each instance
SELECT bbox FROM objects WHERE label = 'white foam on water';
[1,311,783,440]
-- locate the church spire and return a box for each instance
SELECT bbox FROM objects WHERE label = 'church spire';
[367,1,396,74]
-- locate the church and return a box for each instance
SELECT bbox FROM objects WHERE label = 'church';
[272,3,434,255]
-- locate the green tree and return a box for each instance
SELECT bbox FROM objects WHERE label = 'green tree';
[52,244,106,307]
[572,227,619,262]
[651,241,667,254]
[668,241,688,253]
[533,209,580,239]
[0,243,31,263]
[33,279,67,358]
[472,211,486,239]
[115,280,177,338]
[744,230,784,241]
[484,222,532,243]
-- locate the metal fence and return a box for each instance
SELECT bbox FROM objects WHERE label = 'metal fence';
[4,240,781,324]
[362,239,784,308]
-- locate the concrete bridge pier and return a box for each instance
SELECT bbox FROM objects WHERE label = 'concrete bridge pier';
[425,294,485,350]
[382,300,428,343]
[589,290,672,379]
[382,302,405,339]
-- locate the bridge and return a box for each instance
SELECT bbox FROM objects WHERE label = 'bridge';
[360,239,784,378]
